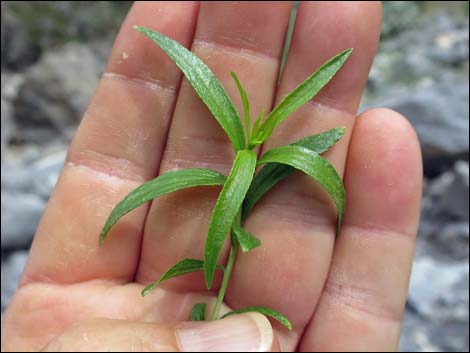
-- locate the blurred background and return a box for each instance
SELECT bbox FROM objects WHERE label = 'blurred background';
[1,2,468,351]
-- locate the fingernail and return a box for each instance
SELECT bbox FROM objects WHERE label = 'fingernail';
[176,312,273,352]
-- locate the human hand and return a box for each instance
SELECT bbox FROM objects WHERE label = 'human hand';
[1,2,422,351]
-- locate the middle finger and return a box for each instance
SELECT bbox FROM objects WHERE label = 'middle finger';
[136,1,293,291]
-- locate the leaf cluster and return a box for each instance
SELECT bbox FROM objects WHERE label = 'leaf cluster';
[99,26,352,329]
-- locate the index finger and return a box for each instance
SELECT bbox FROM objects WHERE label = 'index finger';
[21,2,199,285]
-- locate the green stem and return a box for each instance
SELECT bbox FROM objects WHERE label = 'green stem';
[210,236,238,321]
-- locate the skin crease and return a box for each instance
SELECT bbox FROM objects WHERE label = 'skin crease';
[1,2,422,352]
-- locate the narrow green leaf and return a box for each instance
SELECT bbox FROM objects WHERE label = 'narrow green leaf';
[135,26,245,151]
[242,164,292,221]
[190,303,206,321]
[230,72,251,142]
[253,48,352,144]
[141,259,204,296]
[257,146,345,230]
[232,223,261,253]
[99,168,226,244]
[222,306,292,330]
[243,128,345,220]
[249,110,265,147]
[293,127,345,153]
[205,150,257,289]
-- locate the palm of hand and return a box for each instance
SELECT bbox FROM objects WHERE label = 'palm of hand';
[1,2,421,352]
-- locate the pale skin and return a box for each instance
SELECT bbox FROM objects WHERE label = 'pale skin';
[1,2,422,352]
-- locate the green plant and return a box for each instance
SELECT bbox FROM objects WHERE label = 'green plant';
[99,26,352,330]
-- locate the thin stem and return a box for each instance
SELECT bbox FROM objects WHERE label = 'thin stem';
[244,113,251,146]
[210,240,238,321]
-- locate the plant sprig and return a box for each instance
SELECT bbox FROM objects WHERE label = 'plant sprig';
[99,26,352,331]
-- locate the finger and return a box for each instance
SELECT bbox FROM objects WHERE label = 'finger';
[227,2,382,350]
[22,2,199,284]
[300,109,422,351]
[2,281,218,351]
[267,0,383,169]
[136,1,292,291]
[42,314,275,352]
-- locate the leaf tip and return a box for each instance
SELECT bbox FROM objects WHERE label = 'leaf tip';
[204,259,220,289]
[337,126,346,137]
[141,283,156,297]
[190,303,207,321]
[336,214,343,236]
[205,273,213,290]
[343,47,353,57]
[99,222,112,245]
[337,47,353,64]
[133,25,156,38]
[98,231,106,246]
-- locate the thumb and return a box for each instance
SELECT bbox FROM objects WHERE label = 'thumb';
[42,313,278,352]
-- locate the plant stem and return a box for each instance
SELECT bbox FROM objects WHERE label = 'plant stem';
[210,240,238,321]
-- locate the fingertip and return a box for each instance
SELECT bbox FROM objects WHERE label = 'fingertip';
[195,1,293,58]
[344,108,423,236]
[106,1,199,84]
[284,1,382,114]
[176,312,274,352]
[250,313,276,352]
[359,107,418,135]
[356,107,422,173]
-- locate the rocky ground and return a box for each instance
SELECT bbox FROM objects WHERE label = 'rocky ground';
[1,2,469,351]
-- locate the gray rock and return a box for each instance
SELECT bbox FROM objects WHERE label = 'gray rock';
[1,97,13,161]
[1,144,44,166]
[31,150,65,199]
[1,192,45,249]
[418,162,469,261]
[374,81,469,164]
[432,222,470,261]
[441,222,470,242]
[0,6,39,70]
[400,310,441,352]
[0,164,35,195]
[367,10,469,95]
[1,150,65,250]
[430,27,469,66]
[401,307,470,352]
[14,42,105,143]
[3,2,129,53]
[1,73,24,159]
[363,10,469,178]
[428,319,470,353]
[1,150,65,198]
[455,160,470,187]
[408,257,469,317]
[429,161,469,221]
[381,1,419,38]
[402,255,469,352]
[2,72,27,106]
[1,251,29,313]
